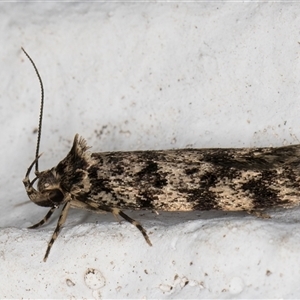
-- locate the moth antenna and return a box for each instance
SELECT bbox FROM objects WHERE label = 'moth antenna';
[22,47,44,173]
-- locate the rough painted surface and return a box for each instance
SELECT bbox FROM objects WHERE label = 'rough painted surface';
[1,2,300,298]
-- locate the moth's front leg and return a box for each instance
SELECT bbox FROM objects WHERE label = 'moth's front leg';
[28,206,58,229]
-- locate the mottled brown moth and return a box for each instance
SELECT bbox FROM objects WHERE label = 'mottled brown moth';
[22,48,300,262]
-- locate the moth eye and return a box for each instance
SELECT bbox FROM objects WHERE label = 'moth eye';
[49,189,64,204]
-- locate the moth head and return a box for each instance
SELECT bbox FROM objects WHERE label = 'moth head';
[35,169,64,206]
[23,155,64,207]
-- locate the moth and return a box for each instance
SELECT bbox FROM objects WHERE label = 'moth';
[22,48,300,262]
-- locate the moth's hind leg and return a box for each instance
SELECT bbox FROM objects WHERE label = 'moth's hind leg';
[28,206,57,229]
[113,208,153,247]
[84,201,152,246]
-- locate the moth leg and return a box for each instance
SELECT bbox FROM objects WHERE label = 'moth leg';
[152,209,159,215]
[28,206,57,229]
[116,208,153,247]
[83,201,152,246]
[44,201,71,262]
[113,213,121,223]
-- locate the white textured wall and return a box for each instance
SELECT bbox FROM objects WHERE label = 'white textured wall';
[1,2,300,298]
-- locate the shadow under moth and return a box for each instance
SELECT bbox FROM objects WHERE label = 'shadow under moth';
[22,48,300,262]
